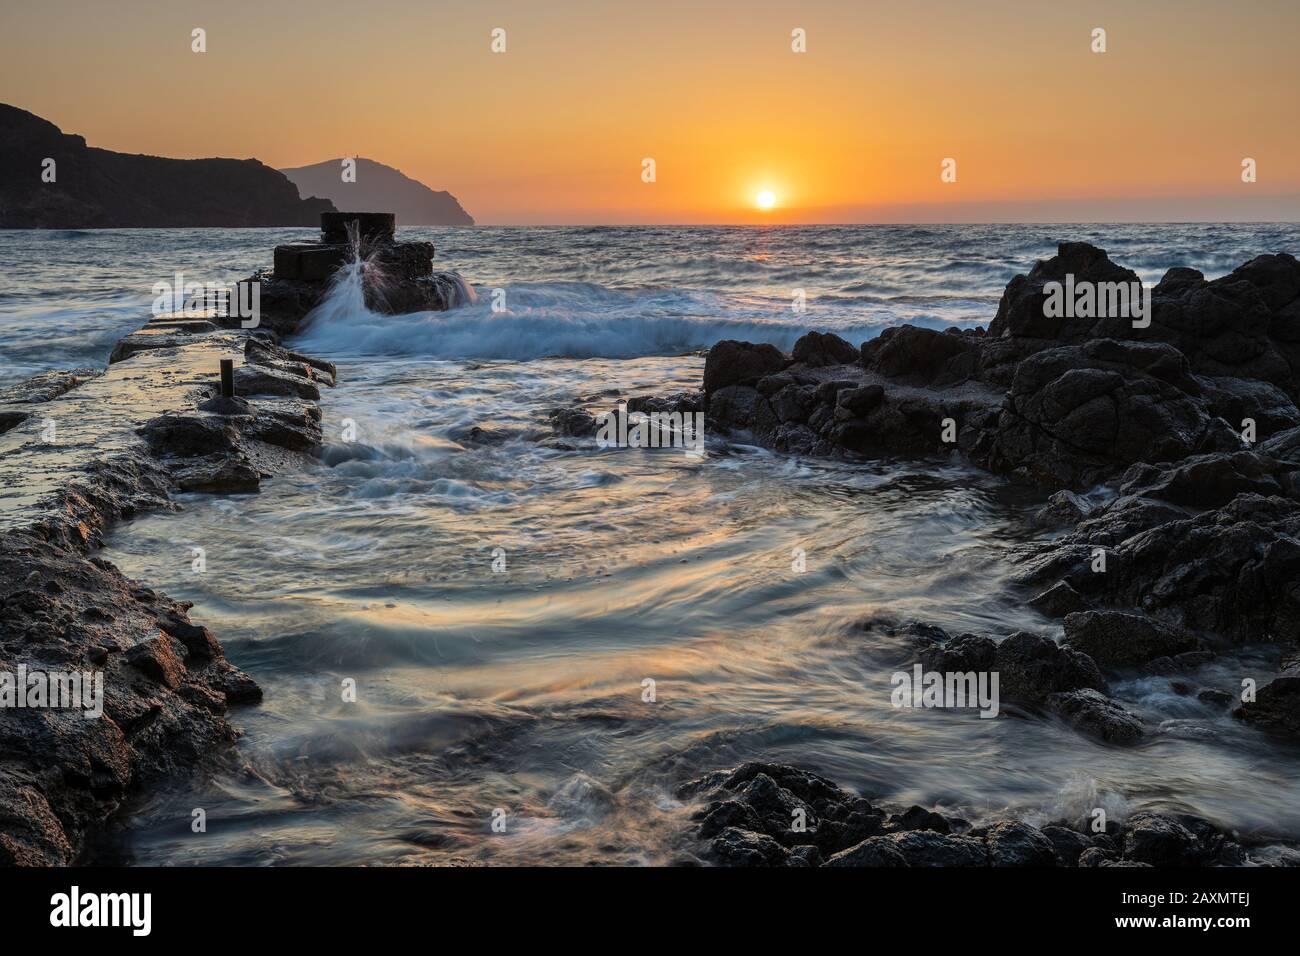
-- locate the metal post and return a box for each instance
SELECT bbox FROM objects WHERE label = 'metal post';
[220,358,234,398]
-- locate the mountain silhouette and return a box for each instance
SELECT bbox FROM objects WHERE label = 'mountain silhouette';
[280,158,474,226]
[0,103,334,229]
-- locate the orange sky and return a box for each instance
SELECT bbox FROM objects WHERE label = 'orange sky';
[3,0,1298,223]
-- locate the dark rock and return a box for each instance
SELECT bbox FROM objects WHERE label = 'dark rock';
[1117,450,1294,511]
[139,413,240,457]
[790,331,858,368]
[995,631,1107,702]
[987,242,1145,348]
[1029,581,1088,618]
[1235,675,1300,739]
[986,821,1059,866]
[861,325,982,386]
[1020,494,1300,644]
[1063,610,1200,668]
[885,805,951,834]
[787,845,823,867]
[708,826,790,866]
[124,634,187,689]
[549,407,597,437]
[1122,811,1203,867]
[1040,825,1093,866]
[703,341,788,394]
[1046,688,1144,743]
[824,837,909,867]
[835,384,885,417]
[987,339,1241,490]
[1033,490,1092,527]
[875,830,988,867]
[1077,846,1118,867]
[918,632,995,673]
[233,363,321,401]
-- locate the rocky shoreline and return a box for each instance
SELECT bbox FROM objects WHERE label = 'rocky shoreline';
[674,761,1296,867]
[0,214,463,865]
[6,227,1299,867]
[592,242,1300,865]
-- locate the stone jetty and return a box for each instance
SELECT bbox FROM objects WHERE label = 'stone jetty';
[0,213,457,865]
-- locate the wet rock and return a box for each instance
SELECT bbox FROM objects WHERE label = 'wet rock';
[995,631,1107,702]
[548,772,617,820]
[987,242,1145,349]
[1033,490,1092,528]
[1040,825,1093,865]
[0,533,260,865]
[245,337,338,383]
[709,826,790,866]
[824,837,909,867]
[626,391,703,416]
[986,821,1059,866]
[1117,450,1296,510]
[549,407,597,437]
[987,339,1240,490]
[1077,846,1118,867]
[703,340,787,394]
[1122,811,1203,867]
[233,362,321,401]
[0,368,102,434]
[1197,376,1300,438]
[919,630,1104,704]
[876,830,988,867]
[1046,688,1144,743]
[1198,688,1233,706]
[124,634,187,689]
[885,805,951,834]
[169,454,261,494]
[243,400,322,453]
[1028,581,1088,618]
[706,384,779,441]
[861,325,982,387]
[1235,674,1300,739]
[790,331,858,368]
[918,632,995,673]
[1063,610,1200,669]
[139,412,240,457]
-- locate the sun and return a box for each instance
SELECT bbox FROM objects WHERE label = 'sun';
[755,190,777,210]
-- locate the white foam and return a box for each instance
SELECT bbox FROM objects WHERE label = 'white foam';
[294,280,900,361]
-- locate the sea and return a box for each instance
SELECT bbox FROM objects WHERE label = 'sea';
[2,223,1298,865]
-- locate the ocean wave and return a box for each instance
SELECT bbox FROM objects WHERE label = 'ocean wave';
[293,280,935,360]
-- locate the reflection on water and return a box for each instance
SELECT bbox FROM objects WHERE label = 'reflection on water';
[9,223,1299,864]
[98,353,1300,865]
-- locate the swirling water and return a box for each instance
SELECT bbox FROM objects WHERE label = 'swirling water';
[3,224,1300,865]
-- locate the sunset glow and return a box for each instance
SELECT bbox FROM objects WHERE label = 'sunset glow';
[755,190,777,210]
[1,0,1298,223]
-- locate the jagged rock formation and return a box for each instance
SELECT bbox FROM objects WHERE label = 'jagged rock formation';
[676,762,1280,867]
[0,228,352,863]
[0,104,334,228]
[614,243,1300,755]
[280,157,473,226]
[256,211,474,334]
